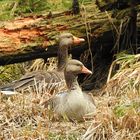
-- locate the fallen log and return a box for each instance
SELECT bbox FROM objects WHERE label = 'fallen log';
[0,1,140,66]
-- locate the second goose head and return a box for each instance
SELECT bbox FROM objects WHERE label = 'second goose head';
[59,33,85,47]
[57,33,85,71]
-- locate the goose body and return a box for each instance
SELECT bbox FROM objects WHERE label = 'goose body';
[44,59,96,121]
[5,70,65,93]
[0,33,85,95]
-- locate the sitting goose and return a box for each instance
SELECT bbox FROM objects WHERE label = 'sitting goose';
[43,59,96,121]
[0,33,85,95]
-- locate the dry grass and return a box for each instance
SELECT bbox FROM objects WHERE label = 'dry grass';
[0,91,90,139]
[82,53,140,140]
[82,95,140,140]
[106,53,140,96]
[1,53,140,139]
[28,58,57,72]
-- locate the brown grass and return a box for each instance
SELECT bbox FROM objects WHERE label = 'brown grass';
[82,53,140,140]
[1,53,140,139]
[0,87,92,139]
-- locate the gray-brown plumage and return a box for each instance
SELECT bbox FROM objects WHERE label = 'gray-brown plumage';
[0,33,85,95]
[43,59,96,121]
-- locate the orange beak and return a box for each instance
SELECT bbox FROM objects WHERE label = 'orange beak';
[81,66,92,74]
[73,36,85,44]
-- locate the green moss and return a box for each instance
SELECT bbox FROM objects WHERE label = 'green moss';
[0,63,25,85]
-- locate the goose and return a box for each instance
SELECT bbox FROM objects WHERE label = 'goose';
[43,59,96,121]
[0,33,85,95]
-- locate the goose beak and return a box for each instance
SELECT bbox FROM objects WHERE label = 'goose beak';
[81,66,92,74]
[73,36,85,44]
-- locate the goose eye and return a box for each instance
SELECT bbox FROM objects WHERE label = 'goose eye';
[67,36,72,39]
[76,63,82,67]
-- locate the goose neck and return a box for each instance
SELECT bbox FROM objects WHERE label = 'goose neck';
[65,73,81,91]
[57,46,68,71]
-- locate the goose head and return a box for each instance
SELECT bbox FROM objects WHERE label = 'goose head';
[59,33,85,47]
[64,59,92,90]
[65,59,92,75]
